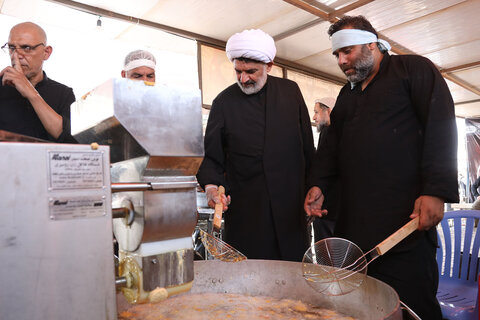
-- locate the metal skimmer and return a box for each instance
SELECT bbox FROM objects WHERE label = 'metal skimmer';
[302,217,419,296]
[199,229,247,262]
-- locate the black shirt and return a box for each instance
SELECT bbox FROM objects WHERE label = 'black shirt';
[310,53,459,251]
[0,72,76,143]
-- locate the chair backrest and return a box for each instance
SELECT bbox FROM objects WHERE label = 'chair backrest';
[437,210,480,282]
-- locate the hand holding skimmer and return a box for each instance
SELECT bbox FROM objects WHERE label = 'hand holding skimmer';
[302,216,419,296]
[199,186,246,262]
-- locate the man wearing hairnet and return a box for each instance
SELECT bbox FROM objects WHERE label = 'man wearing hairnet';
[196,29,314,262]
[121,50,156,82]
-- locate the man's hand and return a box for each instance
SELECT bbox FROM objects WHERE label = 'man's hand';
[410,195,445,230]
[0,53,63,139]
[304,186,328,217]
[0,54,37,100]
[205,184,231,212]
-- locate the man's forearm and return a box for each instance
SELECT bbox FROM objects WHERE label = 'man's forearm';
[28,92,63,139]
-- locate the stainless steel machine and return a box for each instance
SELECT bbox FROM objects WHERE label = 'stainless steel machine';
[72,79,204,304]
[0,133,116,320]
[0,78,203,320]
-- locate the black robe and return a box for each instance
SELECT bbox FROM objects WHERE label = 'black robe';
[310,53,459,251]
[197,75,314,261]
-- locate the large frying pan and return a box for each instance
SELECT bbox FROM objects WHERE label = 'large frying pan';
[118,259,404,319]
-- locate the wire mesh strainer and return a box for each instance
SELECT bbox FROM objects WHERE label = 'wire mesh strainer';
[303,237,367,295]
[199,229,247,262]
[303,217,419,296]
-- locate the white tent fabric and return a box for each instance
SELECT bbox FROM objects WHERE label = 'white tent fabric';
[1,0,479,117]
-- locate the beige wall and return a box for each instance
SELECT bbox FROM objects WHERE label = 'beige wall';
[200,45,282,106]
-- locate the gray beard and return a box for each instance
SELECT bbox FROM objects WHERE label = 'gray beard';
[345,46,374,84]
[236,72,268,95]
[317,123,327,133]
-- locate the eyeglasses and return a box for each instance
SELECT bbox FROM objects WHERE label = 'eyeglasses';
[1,42,45,55]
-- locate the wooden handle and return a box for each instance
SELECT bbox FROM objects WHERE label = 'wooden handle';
[375,216,419,255]
[213,186,225,232]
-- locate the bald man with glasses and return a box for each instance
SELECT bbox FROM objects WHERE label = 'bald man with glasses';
[0,22,76,143]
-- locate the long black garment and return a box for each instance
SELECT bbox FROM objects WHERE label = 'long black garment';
[309,53,459,319]
[197,75,314,261]
[312,126,339,240]
[0,72,76,143]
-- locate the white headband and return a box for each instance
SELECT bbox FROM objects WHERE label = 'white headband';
[331,29,391,53]
[124,59,156,72]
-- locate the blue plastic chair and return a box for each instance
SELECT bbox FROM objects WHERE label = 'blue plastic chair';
[436,210,480,319]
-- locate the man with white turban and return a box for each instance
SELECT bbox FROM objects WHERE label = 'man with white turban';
[305,16,458,319]
[197,29,314,262]
[310,97,337,243]
[313,97,335,138]
[121,49,156,82]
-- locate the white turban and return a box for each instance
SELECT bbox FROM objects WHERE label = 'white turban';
[315,97,336,109]
[226,29,276,63]
[331,29,391,53]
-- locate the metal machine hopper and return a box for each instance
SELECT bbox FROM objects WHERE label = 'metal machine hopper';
[72,78,203,304]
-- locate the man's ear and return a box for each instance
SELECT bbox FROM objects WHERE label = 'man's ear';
[368,42,378,51]
[121,70,127,78]
[266,62,273,72]
[43,45,53,61]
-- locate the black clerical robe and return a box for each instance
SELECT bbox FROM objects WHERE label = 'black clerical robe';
[197,75,314,261]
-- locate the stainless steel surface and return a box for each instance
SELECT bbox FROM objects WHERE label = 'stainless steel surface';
[142,178,197,242]
[142,250,194,291]
[150,180,197,189]
[112,180,197,192]
[116,277,128,288]
[71,78,204,175]
[112,176,198,251]
[192,260,402,320]
[112,182,151,192]
[72,79,203,302]
[112,197,135,226]
[0,142,116,320]
[117,260,403,320]
[112,207,130,219]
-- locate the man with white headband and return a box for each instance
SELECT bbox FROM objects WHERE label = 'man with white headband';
[197,29,314,262]
[0,22,76,143]
[121,49,156,82]
[305,16,458,319]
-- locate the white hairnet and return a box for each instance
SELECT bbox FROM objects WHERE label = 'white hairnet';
[123,50,156,71]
